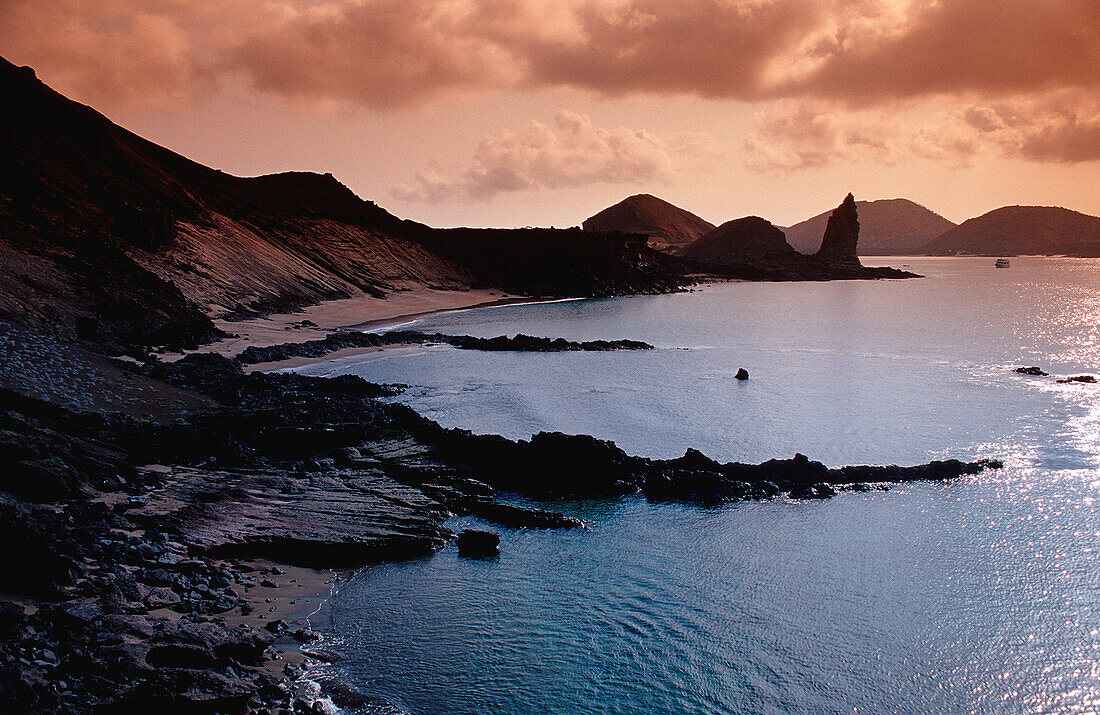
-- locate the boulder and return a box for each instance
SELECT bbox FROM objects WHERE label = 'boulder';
[456,530,500,557]
[734,368,749,381]
[1014,366,1048,376]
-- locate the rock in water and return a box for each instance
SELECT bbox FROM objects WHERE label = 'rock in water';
[815,193,862,266]
[735,368,749,381]
[1014,366,1048,376]
[456,530,500,557]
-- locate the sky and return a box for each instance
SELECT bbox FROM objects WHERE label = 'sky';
[2,0,1098,228]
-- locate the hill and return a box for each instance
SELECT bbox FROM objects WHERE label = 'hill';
[784,198,955,255]
[675,194,917,281]
[679,216,795,264]
[582,194,714,252]
[922,206,1100,256]
[0,58,684,353]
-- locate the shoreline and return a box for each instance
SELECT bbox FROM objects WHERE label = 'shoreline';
[345,295,584,333]
[243,344,423,374]
[226,293,589,373]
[173,288,582,369]
[183,288,525,360]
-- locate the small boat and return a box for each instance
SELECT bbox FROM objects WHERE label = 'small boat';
[995,258,1011,268]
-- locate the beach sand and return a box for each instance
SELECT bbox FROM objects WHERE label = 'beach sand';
[188,288,520,359]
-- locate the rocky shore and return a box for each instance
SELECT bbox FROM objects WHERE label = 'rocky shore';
[0,326,1003,712]
[233,330,654,367]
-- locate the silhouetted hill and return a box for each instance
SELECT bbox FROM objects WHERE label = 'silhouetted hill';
[923,206,1100,256]
[785,199,955,255]
[0,58,684,353]
[679,216,795,264]
[582,194,714,252]
[675,195,916,281]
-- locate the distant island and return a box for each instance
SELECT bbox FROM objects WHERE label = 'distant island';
[783,198,956,255]
[924,206,1100,257]
[584,194,1100,258]
[581,194,714,253]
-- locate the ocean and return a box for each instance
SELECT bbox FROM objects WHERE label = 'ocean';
[292,257,1100,714]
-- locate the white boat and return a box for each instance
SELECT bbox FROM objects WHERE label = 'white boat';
[995,258,1011,268]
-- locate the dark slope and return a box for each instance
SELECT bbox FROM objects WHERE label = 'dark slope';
[0,58,685,352]
[412,227,684,297]
[582,194,715,252]
[923,206,1100,256]
[785,198,956,255]
[0,58,465,351]
[679,216,796,264]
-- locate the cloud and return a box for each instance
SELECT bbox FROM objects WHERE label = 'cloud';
[743,102,900,170]
[389,110,726,201]
[4,0,1098,112]
[786,0,1100,103]
[955,94,1100,164]
[744,92,1100,171]
[0,0,219,107]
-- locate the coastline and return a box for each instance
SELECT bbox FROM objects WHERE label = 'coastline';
[242,344,423,374]
[191,288,526,360]
[197,289,585,373]
[0,284,1007,713]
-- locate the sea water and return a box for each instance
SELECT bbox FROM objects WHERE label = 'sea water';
[294,257,1100,714]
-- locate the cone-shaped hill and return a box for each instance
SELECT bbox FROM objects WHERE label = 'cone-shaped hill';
[582,194,714,252]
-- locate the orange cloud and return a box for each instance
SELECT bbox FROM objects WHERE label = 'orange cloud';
[390,110,725,201]
[3,0,1098,170]
[0,0,217,107]
[956,93,1100,163]
[743,92,1100,171]
[5,0,1098,110]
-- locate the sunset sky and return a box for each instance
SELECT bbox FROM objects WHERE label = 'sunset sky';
[3,0,1098,228]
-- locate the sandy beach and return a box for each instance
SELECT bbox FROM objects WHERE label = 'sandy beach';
[189,288,522,360]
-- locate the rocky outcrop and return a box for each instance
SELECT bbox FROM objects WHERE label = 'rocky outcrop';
[234,330,654,366]
[456,530,500,557]
[428,431,1002,505]
[814,194,863,266]
[678,216,797,263]
[784,198,955,255]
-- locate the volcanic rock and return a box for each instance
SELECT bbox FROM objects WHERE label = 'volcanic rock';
[815,194,862,266]
[456,530,501,557]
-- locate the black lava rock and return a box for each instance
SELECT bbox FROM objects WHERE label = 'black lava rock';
[456,530,500,557]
